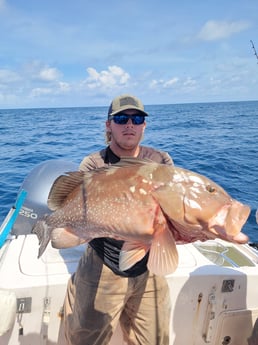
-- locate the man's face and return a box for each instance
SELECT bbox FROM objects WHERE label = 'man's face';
[106,109,146,152]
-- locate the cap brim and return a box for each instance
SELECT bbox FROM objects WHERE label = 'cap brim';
[109,106,148,117]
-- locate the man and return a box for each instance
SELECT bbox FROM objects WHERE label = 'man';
[64,94,173,345]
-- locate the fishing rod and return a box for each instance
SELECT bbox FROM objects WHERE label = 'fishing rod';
[250,40,258,63]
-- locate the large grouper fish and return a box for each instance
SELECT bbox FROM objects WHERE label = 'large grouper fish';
[32,158,250,276]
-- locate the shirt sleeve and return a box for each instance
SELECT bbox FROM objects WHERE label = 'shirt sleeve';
[79,149,106,172]
[79,156,98,172]
[139,146,174,166]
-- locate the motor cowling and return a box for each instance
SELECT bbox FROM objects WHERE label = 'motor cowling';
[11,160,78,236]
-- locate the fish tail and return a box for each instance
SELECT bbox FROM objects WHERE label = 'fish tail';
[31,219,51,258]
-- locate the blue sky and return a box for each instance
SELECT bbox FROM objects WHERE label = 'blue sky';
[0,0,258,109]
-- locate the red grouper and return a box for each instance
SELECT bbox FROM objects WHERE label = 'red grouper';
[32,158,250,276]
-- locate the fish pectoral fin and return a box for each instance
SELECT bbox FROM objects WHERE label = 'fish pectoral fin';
[48,171,84,211]
[148,225,178,276]
[119,242,149,272]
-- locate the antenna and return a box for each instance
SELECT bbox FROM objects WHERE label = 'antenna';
[250,40,258,63]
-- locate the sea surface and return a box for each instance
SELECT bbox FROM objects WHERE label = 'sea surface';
[0,101,257,242]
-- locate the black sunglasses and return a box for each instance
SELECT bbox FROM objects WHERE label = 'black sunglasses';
[110,113,145,125]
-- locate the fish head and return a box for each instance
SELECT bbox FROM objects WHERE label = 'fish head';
[154,167,250,244]
[184,172,250,243]
[181,171,250,242]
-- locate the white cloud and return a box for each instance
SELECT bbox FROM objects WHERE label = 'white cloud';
[22,61,62,83]
[58,81,70,92]
[30,81,70,98]
[0,69,21,83]
[0,61,70,103]
[30,87,53,97]
[150,77,179,89]
[149,76,198,96]
[164,78,179,88]
[38,67,61,82]
[197,20,250,41]
[84,65,130,89]
[183,77,197,87]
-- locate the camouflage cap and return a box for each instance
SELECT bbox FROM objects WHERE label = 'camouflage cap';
[108,94,149,117]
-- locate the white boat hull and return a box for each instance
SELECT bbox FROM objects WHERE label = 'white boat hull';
[1,234,258,344]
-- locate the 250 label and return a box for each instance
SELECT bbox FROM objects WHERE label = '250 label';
[19,208,38,219]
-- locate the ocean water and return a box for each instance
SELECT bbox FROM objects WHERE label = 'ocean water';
[0,101,257,242]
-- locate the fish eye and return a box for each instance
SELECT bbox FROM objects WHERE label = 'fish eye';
[206,185,216,193]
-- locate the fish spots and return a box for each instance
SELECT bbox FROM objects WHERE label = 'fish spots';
[174,171,207,187]
[142,178,153,185]
[139,188,148,195]
[129,184,150,196]
[130,186,136,193]
[189,175,204,185]
[189,187,202,198]
[173,172,186,183]
[184,197,202,210]
[137,165,155,180]
[178,184,186,194]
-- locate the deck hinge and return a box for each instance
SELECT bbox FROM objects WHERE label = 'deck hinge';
[202,292,216,343]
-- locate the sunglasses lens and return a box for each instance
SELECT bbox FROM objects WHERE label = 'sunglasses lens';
[112,114,145,125]
[133,115,145,125]
[113,114,129,124]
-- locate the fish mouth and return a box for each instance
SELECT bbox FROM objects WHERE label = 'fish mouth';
[208,203,250,243]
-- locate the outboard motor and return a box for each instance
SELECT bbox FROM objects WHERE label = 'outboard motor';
[11,159,78,236]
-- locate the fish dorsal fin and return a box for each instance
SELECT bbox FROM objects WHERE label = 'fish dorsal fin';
[47,171,84,211]
[148,222,178,276]
[47,158,150,211]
